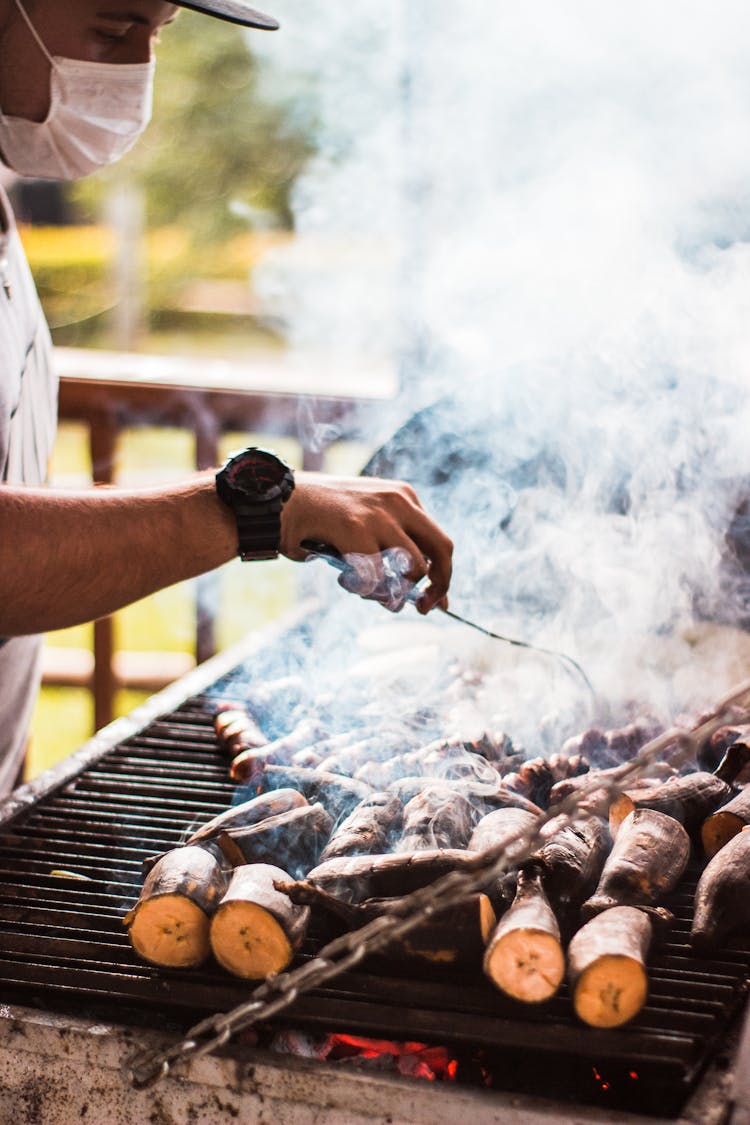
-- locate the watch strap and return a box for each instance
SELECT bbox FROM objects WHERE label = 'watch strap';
[235,500,283,561]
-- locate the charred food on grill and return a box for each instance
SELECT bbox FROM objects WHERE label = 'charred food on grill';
[567,906,654,1028]
[124,846,229,969]
[691,827,750,952]
[209,863,310,979]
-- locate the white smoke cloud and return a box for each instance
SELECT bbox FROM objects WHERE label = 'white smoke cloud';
[252,1,750,728]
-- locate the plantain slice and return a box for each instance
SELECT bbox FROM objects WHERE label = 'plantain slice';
[124,845,228,969]
[568,906,652,1028]
[483,867,564,1003]
[128,894,210,969]
[702,787,750,858]
[210,863,309,980]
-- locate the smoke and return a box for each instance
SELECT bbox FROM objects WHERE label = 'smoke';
[250,1,750,730]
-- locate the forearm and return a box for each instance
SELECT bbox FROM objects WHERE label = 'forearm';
[0,465,453,637]
[0,476,236,635]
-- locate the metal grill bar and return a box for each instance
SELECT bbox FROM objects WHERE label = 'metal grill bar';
[0,620,749,1116]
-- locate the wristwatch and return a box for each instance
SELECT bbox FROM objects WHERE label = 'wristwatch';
[215,447,295,561]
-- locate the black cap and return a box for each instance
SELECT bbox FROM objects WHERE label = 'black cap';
[173,1,279,30]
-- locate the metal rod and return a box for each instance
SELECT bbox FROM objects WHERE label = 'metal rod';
[302,541,596,698]
[439,607,596,697]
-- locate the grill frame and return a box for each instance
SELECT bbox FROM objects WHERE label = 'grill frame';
[1,604,750,1119]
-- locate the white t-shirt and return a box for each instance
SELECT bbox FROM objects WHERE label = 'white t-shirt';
[0,187,58,796]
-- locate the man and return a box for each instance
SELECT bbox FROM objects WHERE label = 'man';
[0,0,453,795]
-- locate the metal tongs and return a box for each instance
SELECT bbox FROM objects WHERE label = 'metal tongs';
[301,539,595,698]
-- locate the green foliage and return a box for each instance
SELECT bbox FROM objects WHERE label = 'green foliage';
[71,10,315,243]
[21,222,292,344]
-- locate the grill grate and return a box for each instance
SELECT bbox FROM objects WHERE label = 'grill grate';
[1,682,749,1117]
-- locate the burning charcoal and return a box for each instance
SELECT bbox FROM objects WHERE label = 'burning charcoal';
[268,1029,333,1061]
[567,906,654,1028]
[184,789,308,847]
[501,757,556,807]
[483,867,564,1004]
[230,719,329,783]
[214,704,267,758]
[278,880,495,967]
[217,802,333,878]
[297,849,482,905]
[702,786,750,857]
[253,765,374,822]
[123,846,229,969]
[581,809,690,919]
[209,863,309,980]
[691,829,750,952]
[395,786,474,853]
[319,793,403,862]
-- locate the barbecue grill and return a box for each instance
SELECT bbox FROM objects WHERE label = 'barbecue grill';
[1,604,750,1124]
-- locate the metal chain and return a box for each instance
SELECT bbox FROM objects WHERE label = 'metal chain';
[126,676,750,1089]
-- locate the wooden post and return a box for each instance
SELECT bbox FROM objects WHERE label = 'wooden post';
[53,371,382,724]
[195,412,220,666]
[88,409,118,730]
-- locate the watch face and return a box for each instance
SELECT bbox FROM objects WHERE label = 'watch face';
[221,447,294,503]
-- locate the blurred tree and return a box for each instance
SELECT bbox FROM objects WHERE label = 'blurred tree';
[72,10,315,243]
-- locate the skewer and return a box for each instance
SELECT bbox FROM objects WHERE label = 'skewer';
[302,539,596,699]
[439,606,595,698]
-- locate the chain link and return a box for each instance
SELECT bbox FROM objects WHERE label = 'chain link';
[126,677,750,1089]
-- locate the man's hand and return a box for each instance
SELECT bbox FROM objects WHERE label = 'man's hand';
[280,472,453,614]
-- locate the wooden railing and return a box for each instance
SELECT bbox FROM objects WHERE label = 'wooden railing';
[51,347,392,730]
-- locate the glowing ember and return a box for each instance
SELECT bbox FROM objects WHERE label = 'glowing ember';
[328,1034,458,1081]
[269,1029,459,1081]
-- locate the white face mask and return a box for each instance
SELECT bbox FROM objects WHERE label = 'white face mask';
[0,0,155,180]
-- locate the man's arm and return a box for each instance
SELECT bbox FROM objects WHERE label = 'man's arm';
[0,472,452,636]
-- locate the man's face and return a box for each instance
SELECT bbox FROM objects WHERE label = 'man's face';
[0,0,178,121]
